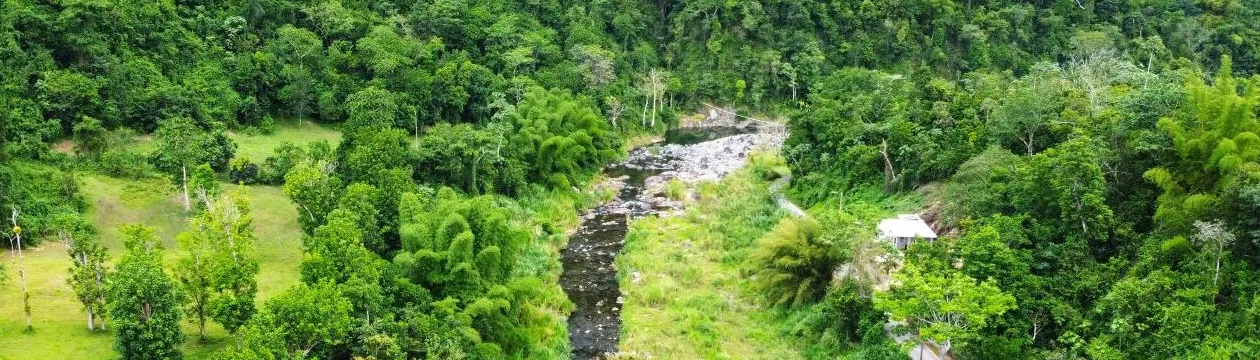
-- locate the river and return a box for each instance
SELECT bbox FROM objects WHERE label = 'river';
[559,125,779,359]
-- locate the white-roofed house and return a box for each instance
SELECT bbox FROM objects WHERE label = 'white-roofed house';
[877,214,938,250]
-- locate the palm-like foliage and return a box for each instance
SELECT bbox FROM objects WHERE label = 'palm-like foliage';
[749,217,843,307]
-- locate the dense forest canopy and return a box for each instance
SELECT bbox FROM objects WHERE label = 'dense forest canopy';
[1,0,1259,359]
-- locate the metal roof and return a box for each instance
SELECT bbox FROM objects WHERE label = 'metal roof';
[877,214,938,239]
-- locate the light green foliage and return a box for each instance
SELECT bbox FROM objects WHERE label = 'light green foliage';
[261,282,354,357]
[393,188,563,356]
[190,163,221,203]
[988,62,1069,155]
[619,167,807,358]
[397,188,525,299]
[337,182,385,255]
[175,188,261,338]
[508,87,620,189]
[875,263,1016,354]
[213,321,293,360]
[58,214,109,331]
[343,87,398,135]
[356,25,421,78]
[151,117,237,173]
[300,209,382,286]
[283,160,342,234]
[1145,57,1260,232]
[107,224,185,360]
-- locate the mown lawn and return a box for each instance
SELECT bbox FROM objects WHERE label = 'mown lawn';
[614,167,804,359]
[0,124,320,359]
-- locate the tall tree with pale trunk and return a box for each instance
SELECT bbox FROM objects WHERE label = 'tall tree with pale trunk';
[58,214,109,331]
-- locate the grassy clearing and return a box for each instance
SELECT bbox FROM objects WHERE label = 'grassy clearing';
[2,126,318,359]
[0,176,304,360]
[614,166,803,359]
[226,120,341,161]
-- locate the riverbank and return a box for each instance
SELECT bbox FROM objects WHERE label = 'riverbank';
[613,163,805,359]
[561,124,780,358]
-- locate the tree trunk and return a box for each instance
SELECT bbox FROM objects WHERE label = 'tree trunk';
[881,140,898,193]
[1214,254,1222,288]
[641,89,649,128]
[1024,131,1035,155]
[96,262,106,330]
[650,81,657,128]
[12,209,32,331]
[182,165,191,212]
[87,307,95,330]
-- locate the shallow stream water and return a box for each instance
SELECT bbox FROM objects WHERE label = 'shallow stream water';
[559,126,755,359]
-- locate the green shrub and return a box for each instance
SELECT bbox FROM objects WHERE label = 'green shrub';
[258,116,277,135]
[791,281,883,354]
[665,178,686,201]
[748,217,844,307]
[98,149,154,179]
[229,156,260,184]
[749,151,789,180]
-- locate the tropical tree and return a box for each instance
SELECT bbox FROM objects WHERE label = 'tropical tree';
[152,117,236,212]
[263,282,354,357]
[875,263,1016,356]
[176,188,260,339]
[1191,220,1235,289]
[748,217,844,307]
[108,224,185,360]
[58,214,109,331]
[283,160,342,234]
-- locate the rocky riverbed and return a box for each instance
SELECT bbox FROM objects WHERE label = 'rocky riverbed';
[560,126,783,359]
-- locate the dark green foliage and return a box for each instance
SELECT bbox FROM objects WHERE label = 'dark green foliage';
[151,117,236,174]
[414,122,520,194]
[791,281,884,354]
[229,157,260,184]
[0,162,88,246]
[6,0,1260,358]
[107,224,185,360]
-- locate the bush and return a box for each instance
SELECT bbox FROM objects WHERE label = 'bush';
[748,217,844,307]
[749,151,789,181]
[791,281,883,352]
[665,178,686,201]
[258,142,306,185]
[229,156,260,184]
[99,149,154,179]
[257,116,277,135]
